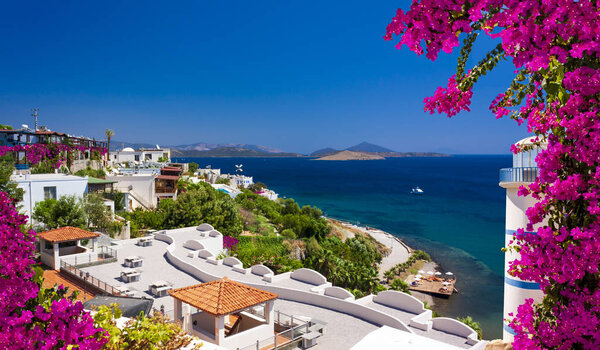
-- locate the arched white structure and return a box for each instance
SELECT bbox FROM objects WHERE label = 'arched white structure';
[499,136,546,341]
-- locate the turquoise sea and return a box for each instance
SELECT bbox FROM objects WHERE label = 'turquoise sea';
[174,155,510,339]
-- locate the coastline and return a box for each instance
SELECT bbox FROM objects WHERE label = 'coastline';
[326,217,441,307]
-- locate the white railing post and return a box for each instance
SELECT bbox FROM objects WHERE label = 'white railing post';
[274,334,277,349]
[256,340,259,350]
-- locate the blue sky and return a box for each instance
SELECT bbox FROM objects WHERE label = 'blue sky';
[0,1,528,154]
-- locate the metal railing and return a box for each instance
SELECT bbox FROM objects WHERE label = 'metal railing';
[60,260,122,296]
[235,310,315,350]
[499,167,539,183]
[62,246,117,267]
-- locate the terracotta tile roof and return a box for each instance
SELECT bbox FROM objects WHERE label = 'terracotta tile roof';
[38,226,100,243]
[42,270,96,302]
[156,174,180,180]
[169,277,278,316]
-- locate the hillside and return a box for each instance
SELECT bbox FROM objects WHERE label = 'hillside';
[346,141,395,153]
[310,147,339,157]
[315,150,385,161]
[310,142,449,158]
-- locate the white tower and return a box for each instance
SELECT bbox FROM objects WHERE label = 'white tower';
[499,137,546,341]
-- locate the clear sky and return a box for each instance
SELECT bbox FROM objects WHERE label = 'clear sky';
[0,1,529,154]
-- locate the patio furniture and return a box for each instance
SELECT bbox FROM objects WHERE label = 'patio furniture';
[150,280,172,297]
[124,256,143,267]
[120,268,141,283]
[138,237,153,247]
[115,285,136,297]
[301,332,320,348]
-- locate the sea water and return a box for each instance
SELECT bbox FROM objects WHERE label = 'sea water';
[174,155,510,339]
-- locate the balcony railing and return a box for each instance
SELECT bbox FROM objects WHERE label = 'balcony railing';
[499,167,539,183]
[60,260,123,296]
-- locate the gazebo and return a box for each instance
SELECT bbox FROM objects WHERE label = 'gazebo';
[169,277,278,349]
[38,226,100,269]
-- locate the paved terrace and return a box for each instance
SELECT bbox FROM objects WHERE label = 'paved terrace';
[78,226,482,349]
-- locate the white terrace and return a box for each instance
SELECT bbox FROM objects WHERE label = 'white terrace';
[77,225,487,350]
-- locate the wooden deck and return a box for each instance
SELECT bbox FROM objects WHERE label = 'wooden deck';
[405,274,456,296]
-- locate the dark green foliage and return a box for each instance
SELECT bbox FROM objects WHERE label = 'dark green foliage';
[188,162,199,174]
[390,278,411,294]
[33,195,87,229]
[412,250,431,261]
[84,193,111,232]
[74,167,106,178]
[0,155,23,201]
[247,182,266,192]
[215,178,230,185]
[385,249,432,277]
[457,316,483,340]
[123,181,242,237]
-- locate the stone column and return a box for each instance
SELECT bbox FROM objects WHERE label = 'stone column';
[53,242,60,270]
[215,315,225,345]
[174,300,183,322]
[265,301,274,327]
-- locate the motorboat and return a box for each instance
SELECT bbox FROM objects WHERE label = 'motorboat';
[410,186,424,195]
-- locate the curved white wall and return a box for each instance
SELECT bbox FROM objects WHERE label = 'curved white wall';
[197,223,214,231]
[324,286,354,300]
[373,290,426,315]
[290,268,327,286]
[183,240,206,251]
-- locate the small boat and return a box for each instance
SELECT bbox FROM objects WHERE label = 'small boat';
[410,186,424,195]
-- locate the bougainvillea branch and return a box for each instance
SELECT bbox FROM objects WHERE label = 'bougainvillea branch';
[386,0,600,348]
[0,143,107,169]
[0,191,107,349]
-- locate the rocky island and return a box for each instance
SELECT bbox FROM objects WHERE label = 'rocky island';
[315,150,385,161]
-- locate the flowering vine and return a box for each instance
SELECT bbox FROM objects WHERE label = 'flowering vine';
[386,0,600,348]
[0,143,107,169]
[0,191,107,349]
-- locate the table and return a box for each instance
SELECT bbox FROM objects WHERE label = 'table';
[124,256,143,267]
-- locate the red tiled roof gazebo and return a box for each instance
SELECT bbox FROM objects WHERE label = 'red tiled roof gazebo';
[38,226,100,270]
[169,277,278,348]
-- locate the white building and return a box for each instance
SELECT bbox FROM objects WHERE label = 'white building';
[106,174,156,210]
[499,136,546,341]
[256,189,278,201]
[210,184,242,198]
[12,173,89,221]
[220,174,253,189]
[110,147,171,165]
[197,167,221,183]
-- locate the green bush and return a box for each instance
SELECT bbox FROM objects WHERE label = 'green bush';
[390,278,411,294]
[457,316,483,340]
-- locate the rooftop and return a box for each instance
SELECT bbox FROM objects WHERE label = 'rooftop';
[169,277,278,316]
[83,296,154,318]
[42,269,96,302]
[11,173,88,182]
[38,226,100,243]
[87,176,116,184]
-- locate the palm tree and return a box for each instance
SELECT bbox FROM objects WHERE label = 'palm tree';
[384,269,395,284]
[105,129,114,152]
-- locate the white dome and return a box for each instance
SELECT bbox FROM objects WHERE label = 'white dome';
[122,147,135,152]
[516,136,547,148]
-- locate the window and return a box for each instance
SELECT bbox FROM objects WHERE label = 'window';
[135,155,140,161]
[43,186,57,200]
[145,154,152,160]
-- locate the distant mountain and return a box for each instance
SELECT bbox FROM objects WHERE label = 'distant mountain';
[345,142,395,153]
[172,142,285,154]
[110,140,156,151]
[172,147,303,158]
[315,150,385,161]
[310,142,449,158]
[310,147,339,157]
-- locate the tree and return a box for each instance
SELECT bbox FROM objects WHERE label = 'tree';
[33,195,86,229]
[105,129,114,152]
[93,305,201,350]
[0,154,23,201]
[457,316,483,340]
[84,193,111,232]
[390,278,410,294]
[385,1,600,348]
[248,182,266,192]
[216,177,230,185]
[188,162,199,175]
